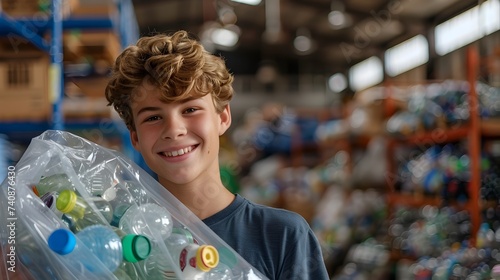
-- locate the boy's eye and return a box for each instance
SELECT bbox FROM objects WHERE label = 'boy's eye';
[144,115,161,122]
[184,108,197,113]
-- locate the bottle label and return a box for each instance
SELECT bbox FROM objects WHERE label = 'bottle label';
[179,248,187,271]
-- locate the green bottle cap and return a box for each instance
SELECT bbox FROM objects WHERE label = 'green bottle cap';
[122,234,151,262]
[56,189,77,214]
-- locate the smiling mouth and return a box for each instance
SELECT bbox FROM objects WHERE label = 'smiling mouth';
[160,145,197,157]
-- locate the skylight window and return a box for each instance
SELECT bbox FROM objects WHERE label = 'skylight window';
[349,56,383,92]
[435,0,500,55]
[385,35,429,77]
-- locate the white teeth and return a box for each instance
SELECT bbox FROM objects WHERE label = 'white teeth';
[164,146,193,157]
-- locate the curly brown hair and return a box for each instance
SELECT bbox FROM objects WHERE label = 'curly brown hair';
[105,30,234,130]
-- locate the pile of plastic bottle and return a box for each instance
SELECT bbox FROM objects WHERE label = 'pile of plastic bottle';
[394,144,472,200]
[386,81,471,136]
[35,172,226,279]
[0,130,268,280]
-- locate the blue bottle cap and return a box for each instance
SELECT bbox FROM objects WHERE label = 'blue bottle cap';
[48,228,76,255]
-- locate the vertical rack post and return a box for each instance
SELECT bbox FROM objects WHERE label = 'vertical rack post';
[467,45,481,246]
[50,0,63,131]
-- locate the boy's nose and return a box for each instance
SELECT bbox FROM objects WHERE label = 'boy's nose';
[161,116,187,139]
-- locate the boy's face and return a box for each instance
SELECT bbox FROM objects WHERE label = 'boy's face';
[129,85,231,187]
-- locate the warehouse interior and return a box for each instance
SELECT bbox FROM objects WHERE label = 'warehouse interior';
[1,0,500,279]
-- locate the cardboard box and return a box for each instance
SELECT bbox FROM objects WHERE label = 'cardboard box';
[0,36,42,54]
[70,0,117,18]
[66,75,111,98]
[63,31,121,66]
[0,52,51,121]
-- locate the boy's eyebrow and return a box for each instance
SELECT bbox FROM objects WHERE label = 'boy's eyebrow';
[136,106,161,116]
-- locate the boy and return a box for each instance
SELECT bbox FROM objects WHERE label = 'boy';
[105,30,329,280]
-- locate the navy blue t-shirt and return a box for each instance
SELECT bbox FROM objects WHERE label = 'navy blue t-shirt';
[203,194,329,280]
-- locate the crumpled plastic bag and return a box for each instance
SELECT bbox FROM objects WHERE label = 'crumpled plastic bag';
[0,130,268,280]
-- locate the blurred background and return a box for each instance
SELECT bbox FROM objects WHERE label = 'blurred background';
[1,0,500,278]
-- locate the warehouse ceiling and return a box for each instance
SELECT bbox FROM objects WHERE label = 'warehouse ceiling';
[131,0,480,76]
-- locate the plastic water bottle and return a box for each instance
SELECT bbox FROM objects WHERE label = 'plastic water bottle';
[113,267,134,280]
[48,226,123,274]
[40,191,63,218]
[142,227,197,279]
[174,244,219,278]
[119,203,173,241]
[102,180,151,227]
[112,227,151,279]
[113,227,152,263]
[110,203,132,227]
[56,189,114,232]
[33,173,75,197]
[86,172,116,197]
[145,228,219,280]
[102,180,150,205]
[205,247,237,280]
[102,183,135,227]
[204,262,233,280]
[79,162,121,197]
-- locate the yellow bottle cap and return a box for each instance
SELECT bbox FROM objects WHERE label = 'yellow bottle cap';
[196,245,219,272]
[56,189,77,214]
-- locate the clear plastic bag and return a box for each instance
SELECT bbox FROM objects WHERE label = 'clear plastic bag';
[1,130,268,280]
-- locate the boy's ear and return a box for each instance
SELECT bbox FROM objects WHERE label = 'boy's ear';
[130,130,141,151]
[219,104,232,136]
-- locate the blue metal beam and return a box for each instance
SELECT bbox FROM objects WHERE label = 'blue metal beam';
[50,0,64,131]
[0,15,116,39]
[0,13,50,52]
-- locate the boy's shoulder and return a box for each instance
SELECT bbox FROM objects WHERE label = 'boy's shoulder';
[239,196,311,232]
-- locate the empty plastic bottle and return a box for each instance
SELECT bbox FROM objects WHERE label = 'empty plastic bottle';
[205,247,238,280]
[204,262,233,280]
[102,180,152,227]
[103,180,150,205]
[48,226,122,274]
[119,202,173,241]
[102,183,136,227]
[86,172,116,197]
[143,228,219,280]
[174,244,220,279]
[113,267,134,280]
[113,227,152,263]
[40,191,63,218]
[142,245,178,280]
[79,162,121,197]
[33,173,75,197]
[56,189,114,232]
[109,227,152,280]
[137,227,192,279]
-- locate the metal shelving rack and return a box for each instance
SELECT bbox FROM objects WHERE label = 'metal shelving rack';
[0,0,140,161]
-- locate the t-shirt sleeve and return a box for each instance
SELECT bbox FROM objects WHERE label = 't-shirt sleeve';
[278,217,330,280]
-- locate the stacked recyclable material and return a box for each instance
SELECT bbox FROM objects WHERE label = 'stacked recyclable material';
[0,130,268,280]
